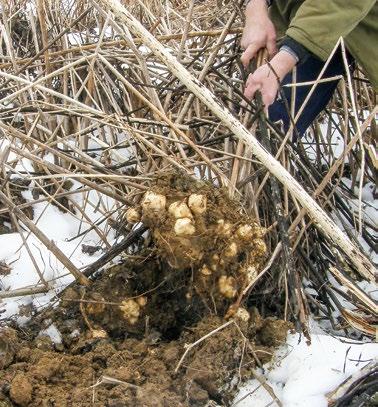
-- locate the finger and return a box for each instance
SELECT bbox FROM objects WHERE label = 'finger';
[262,90,277,108]
[266,37,278,58]
[240,43,260,68]
[244,81,260,101]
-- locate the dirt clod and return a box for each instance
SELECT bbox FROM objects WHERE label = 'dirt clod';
[10,374,32,406]
[188,381,209,405]
[0,329,18,370]
[258,318,292,347]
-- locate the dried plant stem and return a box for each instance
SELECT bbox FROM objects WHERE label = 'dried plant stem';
[96,0,375,282]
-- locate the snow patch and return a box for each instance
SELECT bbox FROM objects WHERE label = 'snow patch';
[234,333,378,407]
[38,324,62,344]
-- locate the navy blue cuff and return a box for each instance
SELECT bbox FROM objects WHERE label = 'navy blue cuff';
[280,45,299,62]
[245,0,272,6]
[280,36,313,64]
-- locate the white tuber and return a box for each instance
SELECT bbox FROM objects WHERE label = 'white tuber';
[188,194,207,215]
[168,201,192,219]
[141,191,166,214]
[218,276,237,299]
[235,307,250,322]
[119,299,141,325]
[209,262,218,272]
[125,207,141,224]
[174,218,196,236]
[216,219,233,237]
[236,224,254,241]
[210,254,219,271]
[245,265,258,283]
[136,296,147,307]
[223,241,238,258]
[91,329,108,339]
[252,239,267,256]
[200,264,212,276]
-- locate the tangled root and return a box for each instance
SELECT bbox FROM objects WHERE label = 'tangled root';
[123,174,267,323]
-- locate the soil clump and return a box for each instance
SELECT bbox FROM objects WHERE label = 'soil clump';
[0,311,291,406]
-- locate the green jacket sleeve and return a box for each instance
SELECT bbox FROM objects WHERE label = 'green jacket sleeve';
[286,0,376,60]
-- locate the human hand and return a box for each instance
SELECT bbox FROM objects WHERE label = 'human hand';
[244,50,297,107]
[240,0,277,68]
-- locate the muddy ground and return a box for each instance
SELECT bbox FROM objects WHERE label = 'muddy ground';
[0,175,292,406]
[0,300,291,407]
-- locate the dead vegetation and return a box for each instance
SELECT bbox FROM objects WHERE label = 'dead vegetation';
[0,0,376,405]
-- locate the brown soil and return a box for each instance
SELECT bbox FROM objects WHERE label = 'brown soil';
[0,310,291,407]
[0,254,292,407]
[0,175,292,406]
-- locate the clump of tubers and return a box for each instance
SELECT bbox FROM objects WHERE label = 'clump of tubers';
[174,218,196,236]
[125,207,141,224]
[134,177,267,311]
[119,297,147,325]
[188,194,207,215]
[168,201,192,219]
[218,276,237,299]
[142,191,166,215]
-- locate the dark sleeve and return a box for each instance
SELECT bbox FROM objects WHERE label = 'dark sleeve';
[280,36,313,63]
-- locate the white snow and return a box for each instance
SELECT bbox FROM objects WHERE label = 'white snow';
[0,176,118,321]
[234,331,378,407]
[38,323,63,344]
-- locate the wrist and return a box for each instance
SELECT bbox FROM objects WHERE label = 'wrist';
[245,0,269,17]
[269,50,297,80]
[246,0,271,8]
